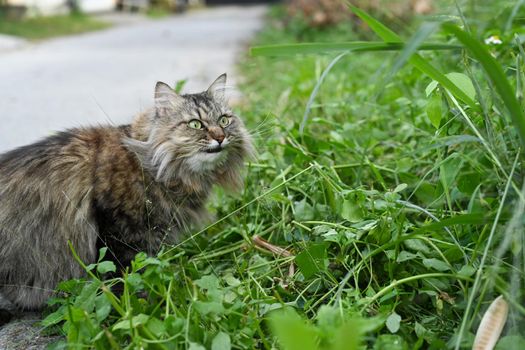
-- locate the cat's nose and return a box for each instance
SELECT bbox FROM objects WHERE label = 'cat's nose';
[209,127,225,144]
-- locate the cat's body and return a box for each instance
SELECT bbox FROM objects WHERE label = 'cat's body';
[0,74,252,311]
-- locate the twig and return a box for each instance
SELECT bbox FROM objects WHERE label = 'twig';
[252,235,295,288]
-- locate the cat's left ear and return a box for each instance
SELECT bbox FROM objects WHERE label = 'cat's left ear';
[206,73,227,101]
[155,81,184,115]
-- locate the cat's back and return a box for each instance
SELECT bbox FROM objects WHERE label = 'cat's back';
[0,125,141,234]
[0,126,131,190]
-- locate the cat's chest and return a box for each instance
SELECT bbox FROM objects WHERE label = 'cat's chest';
[142,181,208,227]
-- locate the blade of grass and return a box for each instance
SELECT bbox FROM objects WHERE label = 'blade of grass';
[453,152,519,350]
[362,273,474,310]
[250,41,460,57]
[504,0,525,33]
[347,5,401,42]
[388,22,439,82]
[396,199,467,264]
[375,21,439,100]
[300,52,348,135]
[494,181,525,319]
[443,22,525,150]
[453,0,471,34]
[348,5,478,110]
[445,91,524,202]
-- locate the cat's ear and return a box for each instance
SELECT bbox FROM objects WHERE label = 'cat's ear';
[206,73,227,101]
[154,82,184,115]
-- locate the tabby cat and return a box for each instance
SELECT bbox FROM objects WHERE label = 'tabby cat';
[0,74,253,313]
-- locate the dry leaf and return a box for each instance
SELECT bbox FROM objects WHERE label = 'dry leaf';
[472,295,509,350]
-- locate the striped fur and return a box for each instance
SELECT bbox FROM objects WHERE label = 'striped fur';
[0,74,253,309]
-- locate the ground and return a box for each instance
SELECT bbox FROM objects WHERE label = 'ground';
[0,313,61,350]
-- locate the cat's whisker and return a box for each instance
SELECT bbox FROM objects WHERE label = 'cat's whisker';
[246,130,268,138]
[0,283,57,293]
[103,235,141,254]
[246,122,274,139]
[91,95,116,126]
[250,123,274,134]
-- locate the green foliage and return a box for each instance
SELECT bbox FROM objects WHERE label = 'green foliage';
[250,41,460,57]
[442,22,525,149]
[43,2,525,349]
[0,13,109,40]
[269,306,381,350]
[269,308,319,350]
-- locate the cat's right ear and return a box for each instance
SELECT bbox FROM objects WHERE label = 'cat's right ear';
[206,73,227,101]
[154,82,184,115]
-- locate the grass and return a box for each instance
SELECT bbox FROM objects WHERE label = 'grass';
[0,13,110,40]
[41,2,525,349]
[146,7,171,19]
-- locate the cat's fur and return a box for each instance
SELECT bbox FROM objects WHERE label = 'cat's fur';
[0,74,253,311]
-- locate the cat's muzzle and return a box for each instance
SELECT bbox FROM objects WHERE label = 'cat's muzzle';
[204,139,225,154]
[205,146,222,154]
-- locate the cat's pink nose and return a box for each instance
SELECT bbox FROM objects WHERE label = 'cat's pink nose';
[209,127,225,144]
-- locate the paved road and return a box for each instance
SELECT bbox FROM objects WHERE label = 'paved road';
[0,6,266,152]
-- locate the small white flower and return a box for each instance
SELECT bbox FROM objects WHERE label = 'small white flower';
[485,35,503,45]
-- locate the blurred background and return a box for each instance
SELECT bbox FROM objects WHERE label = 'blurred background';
[0,0,433,152]
[0,0,269,152]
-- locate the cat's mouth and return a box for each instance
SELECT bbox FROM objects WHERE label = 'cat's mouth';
[205,146,222,154]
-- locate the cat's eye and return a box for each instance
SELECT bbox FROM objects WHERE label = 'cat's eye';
[218,116,230,128]
[188,119,203,129]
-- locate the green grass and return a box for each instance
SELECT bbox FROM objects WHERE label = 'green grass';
[0,13,110,40]
[146,7,171,19]
[41,2,525,349]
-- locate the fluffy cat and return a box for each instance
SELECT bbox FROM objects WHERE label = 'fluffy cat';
[0,74,253,312]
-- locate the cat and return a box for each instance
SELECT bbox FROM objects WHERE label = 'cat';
[0,73,253,314]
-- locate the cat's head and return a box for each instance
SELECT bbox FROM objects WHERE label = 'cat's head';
[127,74,253,192]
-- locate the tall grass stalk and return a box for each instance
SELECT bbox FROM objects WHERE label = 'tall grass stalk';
[454,152,520,350]
[446,91,524,200]
[300,52,348,135]
[349,5,478,109]
[443,23,525,150]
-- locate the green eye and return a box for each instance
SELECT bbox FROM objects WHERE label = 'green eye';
[219,116,230,127]
[188,119,203,129]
